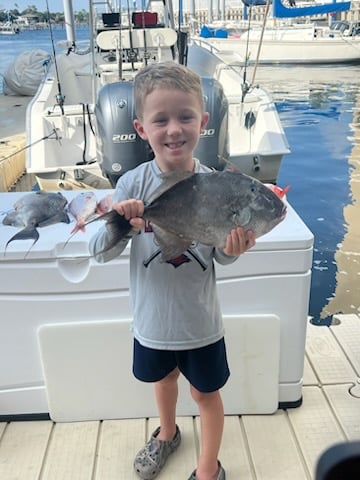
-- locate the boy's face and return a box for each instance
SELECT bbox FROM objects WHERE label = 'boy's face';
[134,87,209,171]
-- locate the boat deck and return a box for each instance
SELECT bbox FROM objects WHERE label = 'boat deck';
[0,314,359,479]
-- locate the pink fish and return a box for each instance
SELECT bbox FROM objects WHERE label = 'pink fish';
[68,191,98,234]
[97,194,113,215]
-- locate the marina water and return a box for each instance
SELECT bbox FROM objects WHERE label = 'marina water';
[1,28,360,324]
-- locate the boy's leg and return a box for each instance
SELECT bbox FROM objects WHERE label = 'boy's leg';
[190,386,225,480]
[134,368,181,479]
[154,367,180,440]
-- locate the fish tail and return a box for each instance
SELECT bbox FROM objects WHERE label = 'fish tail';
[88,210,133,258]
[104,210,133,247]
[5,228,39,256]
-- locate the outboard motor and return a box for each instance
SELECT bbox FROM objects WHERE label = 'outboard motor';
[95,81,153,187]
[95,76,229,186]
[195,77,229,170]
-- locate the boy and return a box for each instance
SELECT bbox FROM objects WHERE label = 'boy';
[89,62,255,480]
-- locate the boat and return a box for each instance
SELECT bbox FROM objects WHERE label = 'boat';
[0,21,20,35]
[25,0,290,190]
[193,0,360,65]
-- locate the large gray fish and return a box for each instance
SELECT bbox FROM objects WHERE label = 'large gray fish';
[3,191,70,253]
[89,170,287,261]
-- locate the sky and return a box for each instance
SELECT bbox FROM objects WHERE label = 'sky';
[2,1,90,12]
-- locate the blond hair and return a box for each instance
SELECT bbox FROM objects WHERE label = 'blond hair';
[134,62,204,119]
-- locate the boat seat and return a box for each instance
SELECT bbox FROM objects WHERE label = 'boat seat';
[96,28,177,50]
[51,53,92,104]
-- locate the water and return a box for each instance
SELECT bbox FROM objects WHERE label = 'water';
[1,29,360,323]
[254,65,360,324]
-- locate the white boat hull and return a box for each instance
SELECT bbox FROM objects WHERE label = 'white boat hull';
[25,23,290,190]
[195,34,360,65]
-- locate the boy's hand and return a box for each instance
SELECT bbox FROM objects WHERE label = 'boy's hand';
[112,199,145,233]
[223,227,255,256]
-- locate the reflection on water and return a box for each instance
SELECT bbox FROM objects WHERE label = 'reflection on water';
[321,101,360,319]
[253,65,360,323]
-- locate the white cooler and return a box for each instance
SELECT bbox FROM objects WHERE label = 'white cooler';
[0,190,313,422]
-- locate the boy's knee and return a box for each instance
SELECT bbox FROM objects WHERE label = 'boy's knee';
[190,385,219,405]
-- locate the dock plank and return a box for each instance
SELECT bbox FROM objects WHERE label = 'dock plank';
[303,353,319,386]
[306,322,358,384]
[243,410,310,480]
[330,314,360,375]
[96,418,145,479]
[288,386,346,476]
[323,384,360,440]
[40,421,99,480]
[195,415,254,479]
[220,416,254,479]
[0,421,52,480]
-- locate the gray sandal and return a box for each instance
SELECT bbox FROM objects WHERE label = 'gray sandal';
[134,425,181,479]
[188,461,226,480]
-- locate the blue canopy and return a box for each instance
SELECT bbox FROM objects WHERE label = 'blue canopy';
[242,0,267,6]
[273,0,351,18]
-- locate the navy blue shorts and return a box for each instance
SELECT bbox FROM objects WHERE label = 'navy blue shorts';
[133,338,230,393]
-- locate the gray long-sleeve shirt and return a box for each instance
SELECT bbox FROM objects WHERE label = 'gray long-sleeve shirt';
[89,159,238,350]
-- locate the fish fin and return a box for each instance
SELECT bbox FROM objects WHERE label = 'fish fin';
[38,211,70,228]
[147,171,195,205]
[282,185,291,196]
[70,212,98,235]
[5,228,39,255]
[224,161,242,173]
[264,184,291,199]
[63,230,79,249]
[151,223,193,261]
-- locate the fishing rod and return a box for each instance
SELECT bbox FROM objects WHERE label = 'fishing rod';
[250,0,272,87]
[45,0,65,114]
[162,0,177,60]
[0,129,61,163]
[126,0,136,71]
[241,4,253,102]
[117,8,123,80]
[141,0,148,66]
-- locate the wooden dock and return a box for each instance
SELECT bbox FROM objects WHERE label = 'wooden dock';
[0,94,33,193]
[0,314,359,479]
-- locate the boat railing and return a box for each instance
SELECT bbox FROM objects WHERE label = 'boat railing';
[190,36,245,74]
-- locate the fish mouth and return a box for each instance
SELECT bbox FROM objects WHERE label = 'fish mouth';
[280,203,287,221]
